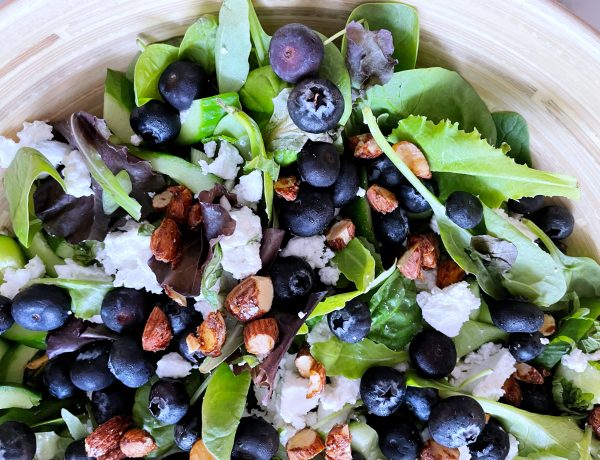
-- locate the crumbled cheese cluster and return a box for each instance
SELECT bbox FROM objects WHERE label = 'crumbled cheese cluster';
[156,352,193,378]
[280,235,339,285]
[561,348,600,372]
[233,170,263,207]
[54,258,111,282]
[198,141,243,180]
[0,256,46,299]
[220,206,262,280]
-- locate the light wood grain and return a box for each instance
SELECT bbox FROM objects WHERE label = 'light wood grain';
[0,0,599,259]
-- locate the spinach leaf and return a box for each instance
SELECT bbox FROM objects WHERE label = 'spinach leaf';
[134,43,179,106]
[4,147,65,247]
[239,66,289,121]
[367,271,421,350]
[215,0,251,93]
[179,14,218,74]
[247,0,270,67]
[311,337,407,379]
[201,244,223,310]
[492,111,532,167]
[333,238,376,292]
[389,115,579,207]
[453,320,508,358]
[342,167,377,245]
[202,363,251,460]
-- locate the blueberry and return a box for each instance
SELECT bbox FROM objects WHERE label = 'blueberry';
[445,191,483,229]
[507,195,544,215]
[409,330,456,378]
[508,332,545,362]
[70,342,116,391]
[159,61,207,110]
[101,288,148,334]
[489,300,544,333]
[11,284,70,331]
[332,157,360,207]
[163,300,200,336]
[130,100,181,145]
[269,23,324,83]
[360,366,406,416]
[374,206,409,247]
[178,330,205,365]
[327,299,371,343]
[65,439,95,460]
[378,420,421,460]
[174,407,202,451]
[270,256,315,301]
[519,382,555,414]
[398,180,438,214]
[403,387,440,422]
[43,354,78,400]
[529,205,574,240]
[148,379,189,424]
[428,396,486,448]
[368,156,404,189]
[108,337,155,388]
[279,184,335,236]
[0,421,36,460]
[92,383,135,424]
[0,295,14,335]
[231,416,279,460]
[469,419,509,460]
[298,142,341,187]
[288,78,344,133]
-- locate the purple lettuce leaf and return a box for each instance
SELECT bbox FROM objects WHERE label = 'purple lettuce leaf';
[46,317,118,359]
[259,228,285,272]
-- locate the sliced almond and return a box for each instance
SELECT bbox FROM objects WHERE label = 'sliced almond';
[366,184,398,214]
[164,286,188,307]
[287,428,326,460]
[244,318,279,356]
[196,311,227,357]
[97,449,127,460]
[142,306,173,352]
[501,376,522,407]
[539,314,556,337]
[85,415,131,458]
[190,439,216,460]
[514,363,544,384]
[150,217,182,266]
[588,406,600,439]
[152,189,173,211]
[225,276,274,323]
[419,439,460,460]
[26,353,48,370]
[295,346,317,378]
[392,141,432,179]
[349,133,383,159]
[274,176,300,202]
[166,185,194,225]
[408,234,439,269]
[436,259,466,288]
[325,424,352,460]
[119,428,156,458]
[307,361,326,399]
[188,203,203,231]
[326,219,356,251]
[397,244,423,280]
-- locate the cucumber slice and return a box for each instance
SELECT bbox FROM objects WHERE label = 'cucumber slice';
[213,113,251,157]
[349,421,385,460]
[2,324,47,350]
[0,384,41,409]
[0,235,26,282]
[0,344,38,384]
[0,339,9,362]
[104,69,136,142]
[22,232,64,278]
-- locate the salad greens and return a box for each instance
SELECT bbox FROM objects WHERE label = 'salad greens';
[239,66,289,122]
[178,14,219,74]
[247,0,271,67]
[103,69,136,143]
[453,320,508,358]
[553,362,600,414]
[492,111,532,166]
[134,44,179,106]
[333,238,376,292]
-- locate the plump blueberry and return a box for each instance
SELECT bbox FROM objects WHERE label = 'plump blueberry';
[0,295,14,335]
[70,342,116,391]
[489,300,544,333]
[11,284,70,332]
[231,416,279,460]
[174,407,201,451]
[148,379,189,424]
[529,205,574,240]
[368,156,404,189]
[327,299,371,343]
[108,337,155,388]
[428,396,486,448]
[378,420,421,460]
[43,354,78,400]
[159,61,206,110]
[403,387,440,422]
[279,184,335,236]
[374,206,409,247]
[130,100,181,145]
[0,421,36,460]
[360,366,406,417]
[269,23,324,83]
[332,157,360,207]
[178,330,205,365]
[469,418,509,460]
[445,191,483,229]
[508,332,545,362]
[298,142,341,187]
[507,195,544,215]
[398,180,438,214]
[92,383,135,424]
[409,330,457,378]
[163,300,200,336]
[288,78,344,133]
[270,256,315,300]
[519,382,555,414]
[101,288,148,334]
[64,439,94,460]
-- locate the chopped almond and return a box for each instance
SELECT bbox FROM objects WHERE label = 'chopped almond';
[142,306,173,352]
[408,234,439,269]
[244,318,279,356]
[325,424,352,460]
[150,218,182,266]
[539,314,556,337]
[392,141,432,179]
[274,176,300,201]
[152,189,173,211]
[349,133,383,159]
[397,244,423,280]
[166,185,194,225]
[436,259,466,288]
[588,406,600,439]
[225,276,274,323]
[119,428,156,458]
[188,203,203,231]
[164,286,187,307]
[287,428,325,460]
[326,219,356,251]
[501,376,522,407]
[190,439,216,460]
[196,311,227,357]
[295,346,317,378]
[85,415,131,458]
[25,353,48,370]
[419,439,460,460]
[514,363,544,385]
[307,361,326,399]
[366,184,398,214]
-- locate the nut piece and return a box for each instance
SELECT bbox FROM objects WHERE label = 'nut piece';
[152,189,173,211]
[26,353,49,370]
[190,439,215,460]
[142,306,173,352]
[225,276,274,323]
[514,363,544,385]
[436,259,466,289]
[408,234,439,269]
[307,361,326,399]
[197,311,227,357]
[166,185,194,225]
[325,424,352,460]
[501,376,522,407]
[98,449,127,460]
[397,244,423,280]
[539,314,556,337]
[85,415,131,458]
[295,346,317,378]
[275,176,301,202]
[188,203,203,231]
[326,219,356,251]
[349,133,383,159]
[392,141,432,179]
[119,428,157,458]
[588,406,600,439]
[287,428,326,460]
[244,318,280,356]
[150,218,182,265]
[419,439,460,460]
[366,185,398,214]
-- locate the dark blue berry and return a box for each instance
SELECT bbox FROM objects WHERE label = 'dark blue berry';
[279,184,335,237]
[64,439,94,460]
[374,206,409,247]
[378,420,421,460]
[508,332,545,362]
[0,295,14,335]
[92,383,135,424]
[409,330,456,378]
[174,407,202,451]
[270,256,315,301]
[11,284,70,331]
[445,191,483,229]
[269,24,324,83]
[368,156,403,189]
[519,382,555,414]
[428,396,486,448]
[332,158,360,207]
[398,180,438,214]
[70,342,116,391]
[507,195,544,215]
[469,419,510,460]
[327,299,371,343]
[489,300,544,333]
[0,421,36,460]
[163,300,200,336]
[130,100,181,145]
[231,416,279,460]
[178,330,205,365]
[101,288,148,334]
[288,78,344,133]
[360,366,406,417]
[108,337,155,388]
[529,205,574,240]
[403,387,440,422]
[298,142,340,188]
[43,354,78,400]
[159,61,207,110]
[148,379,189,424]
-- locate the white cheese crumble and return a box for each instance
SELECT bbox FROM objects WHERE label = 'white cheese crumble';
[280,235,334,269]
[0,256,46,299]
[62,150,93,197]
[416,281,480,337]
[130,134,143,146]
[194,298,217,319]
[204,141,217,158]
[414,268,438,292]
[156,352,193,378]
[96,220,162,293]
[561,348,590,373]
[319,265,340,286]
[199,141,243,180]
[506,434,519,460]
[429,216,440,235]
[54,258,111,281]
[458,445,471,460]
[233,170,263,206]
[451,342,516,401]
[220,207,262,280]
[356,187,366,197]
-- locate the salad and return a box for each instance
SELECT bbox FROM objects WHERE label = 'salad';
[0,0,598,459]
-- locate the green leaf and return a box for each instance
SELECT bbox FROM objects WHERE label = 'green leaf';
[179,14,218,74]
[553,377,595,414]
[342,167,377,245]
[367,271,422,350]
[311,337,407,379]
[4,148,66,247]
[215,0,251,93]
[202,364,251,460]
[201,244,223,310]
[580,322,600,353]
[492,111,532,167]
[239,66,289,120]
[103,69,136,142]
[389,115,579,207]
[247,0,270,67]
[102,170,132,215]
[333,238,376,292]
[349,422,386,460]
[453,320,508,358]
[134,43,179,106]
[60,408,88,440]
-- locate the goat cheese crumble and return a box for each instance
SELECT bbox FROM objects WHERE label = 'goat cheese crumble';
[560,348,600,372]
[319,265,340,286]
[220,206,262,279]
[0,255,46,299]
[62,150,93,197]
[199,141,243,180]
[506,434,519,460]
[233,170,263,206]
[156,352,193,378]
[280,235,334,269]
[54,258,111,282]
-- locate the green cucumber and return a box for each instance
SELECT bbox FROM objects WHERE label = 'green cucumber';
[0,344,38,384]
[0,339,10,362]
[22,232,64,278]
[349,422,385,460]
[0,399,77,426]
[104,69,136,142]
[2,324,47,350]
[0,384,41,409]
[0,235,26,282]
[213,113,251,157]
[177,93,241,145]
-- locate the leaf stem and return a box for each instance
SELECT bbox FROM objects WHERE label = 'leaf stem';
[322,18,364,46]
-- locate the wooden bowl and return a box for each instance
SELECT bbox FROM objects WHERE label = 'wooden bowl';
[1,0,599,257]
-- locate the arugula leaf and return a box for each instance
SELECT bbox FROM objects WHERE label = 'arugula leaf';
[179,14,218,74]
[333,238,375,291]
[453,320,508,358]
[4,147,66,247]
[201,244,223,310]
[247,0,270,67]
[239,66,289,122]
[132,381,175,457]
[202,364,251,460]
[134,43,179,106]
[492,111,532,167]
